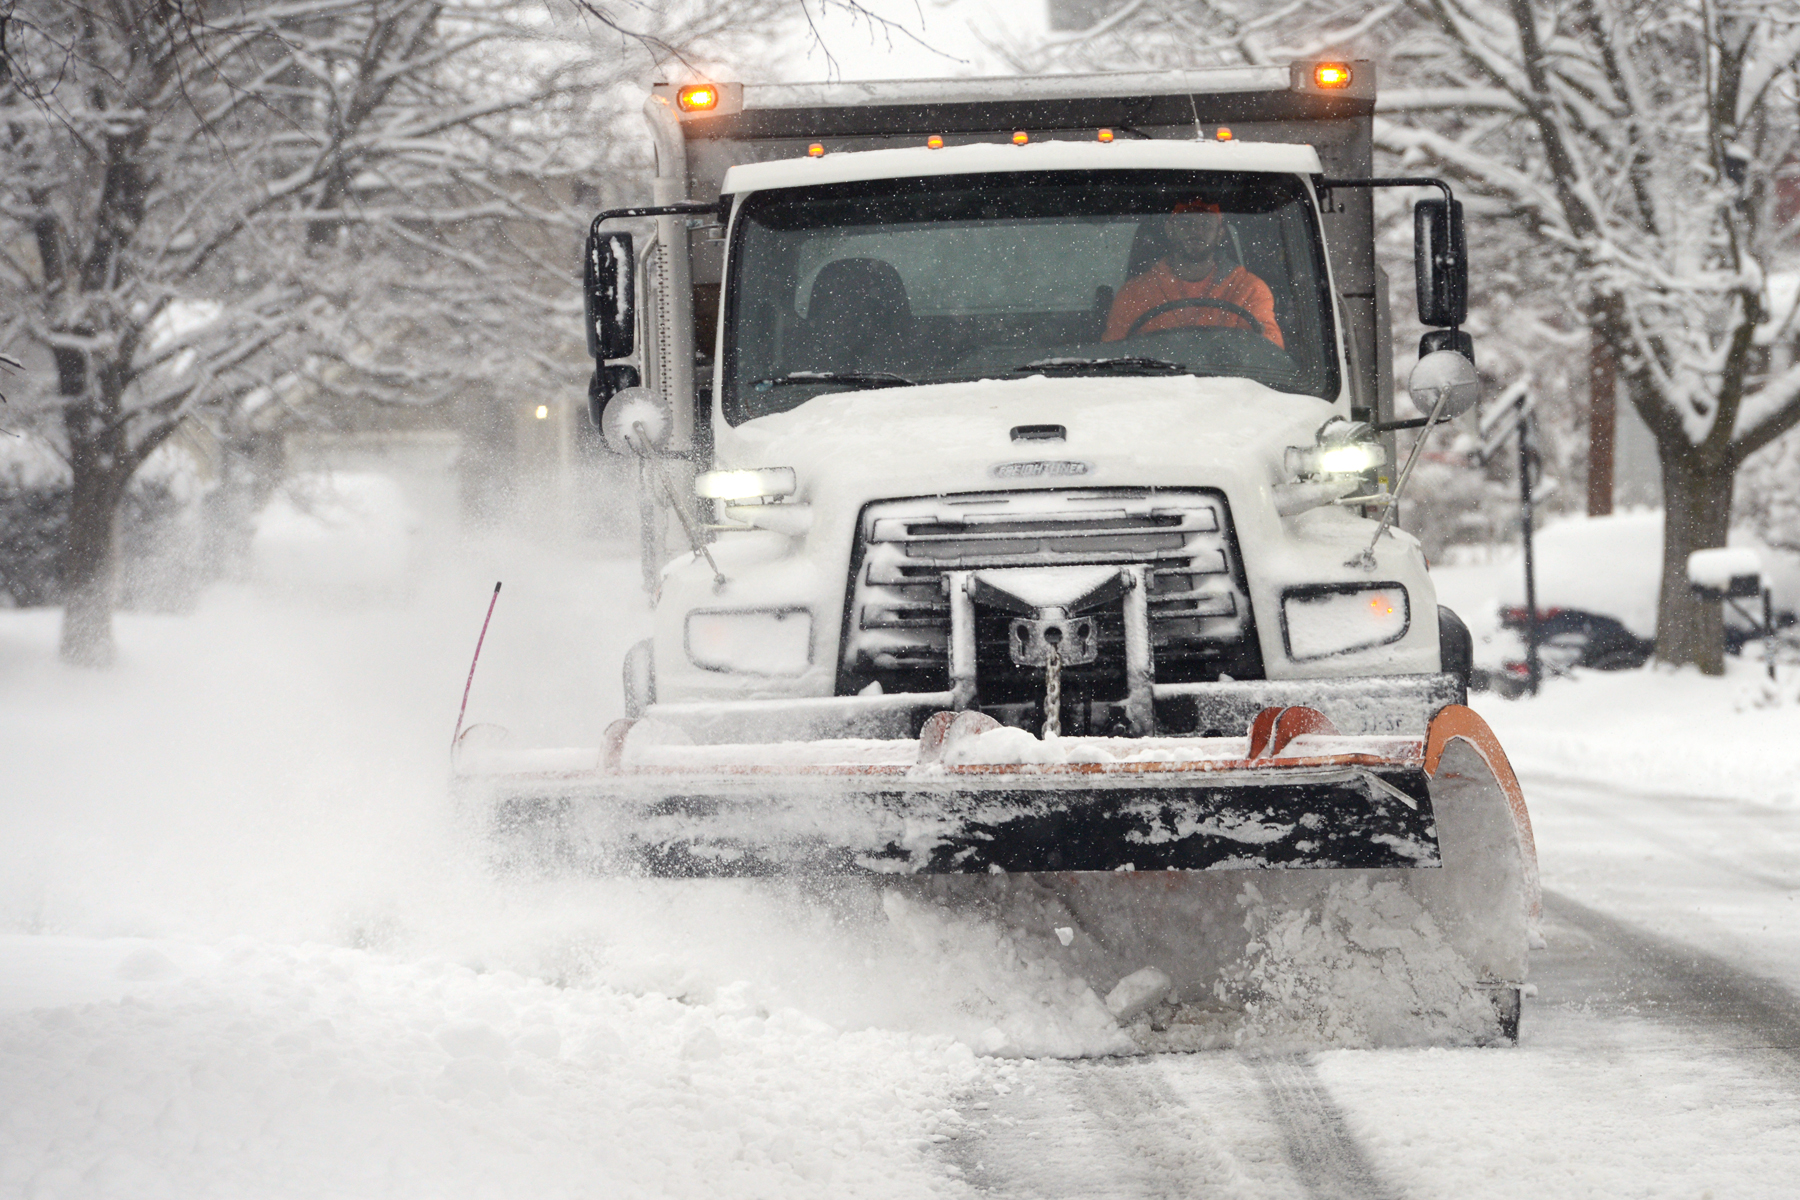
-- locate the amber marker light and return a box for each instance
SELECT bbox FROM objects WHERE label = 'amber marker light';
[807,142,825,157]
[926,134,945,149]
[1215,127,1234,141]
[1097,128,1115,143]
[676,84,720,112]
[1012,130,1029,145]
[1314,62,1353,89]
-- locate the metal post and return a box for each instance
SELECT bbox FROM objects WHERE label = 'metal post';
[1766,586,1778,682]
[947,572,977,711]
[1519,414,1541,696]
[1121,566,1156,734]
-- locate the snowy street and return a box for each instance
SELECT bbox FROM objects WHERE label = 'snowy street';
[5,542,1800,1198]
[956,777,1800,1199]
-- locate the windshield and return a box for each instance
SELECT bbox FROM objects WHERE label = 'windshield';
[721,169,1337,425]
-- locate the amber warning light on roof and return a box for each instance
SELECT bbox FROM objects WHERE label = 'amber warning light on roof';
[1313,62,1353,89]
[677,84,719,112]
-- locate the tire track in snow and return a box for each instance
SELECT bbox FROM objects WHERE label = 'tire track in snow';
[1541,888,1800,1061]
[1250,1055,1397,1200]
[949,1058,1254,1198]
[949,1054,1394,1200]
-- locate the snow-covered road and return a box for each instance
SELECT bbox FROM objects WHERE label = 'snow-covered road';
[952,790,1800,1199]
[5,539,1800,1198]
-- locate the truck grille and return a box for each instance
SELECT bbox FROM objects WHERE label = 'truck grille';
[839,488,1259,694]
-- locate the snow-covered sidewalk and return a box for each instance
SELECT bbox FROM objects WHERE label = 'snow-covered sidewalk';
[1472,660,1800,806]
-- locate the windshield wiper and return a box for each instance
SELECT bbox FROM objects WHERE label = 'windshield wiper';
[1014,357,1190,376]
[750,371,914,391]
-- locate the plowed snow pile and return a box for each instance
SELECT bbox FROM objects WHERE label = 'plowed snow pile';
[0,936,984,1200]
[1217,879,1498,1048]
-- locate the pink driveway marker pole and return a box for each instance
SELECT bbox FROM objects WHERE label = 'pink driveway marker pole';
[453,581,502,753]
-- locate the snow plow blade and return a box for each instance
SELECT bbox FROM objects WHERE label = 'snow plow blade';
[481,763,1435,877]
[454,705,1530,882]
[456,704,1539,1042]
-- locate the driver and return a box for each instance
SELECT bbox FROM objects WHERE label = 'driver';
[1103,200,1284,347]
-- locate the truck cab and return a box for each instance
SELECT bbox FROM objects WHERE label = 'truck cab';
[586,62,1476,744]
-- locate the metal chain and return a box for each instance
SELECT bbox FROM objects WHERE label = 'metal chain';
[1043,643,1062,739]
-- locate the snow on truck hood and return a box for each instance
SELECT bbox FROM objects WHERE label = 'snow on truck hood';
[719,374,1335,505]
[722,139,1325,194]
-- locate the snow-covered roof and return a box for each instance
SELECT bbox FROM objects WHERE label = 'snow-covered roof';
[726,67,1296,113]
[722,139,1325,194]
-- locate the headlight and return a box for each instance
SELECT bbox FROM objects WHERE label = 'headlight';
[695,467,796,502]
[685,608,813,675]
[1284,440,1387,479]
[1282,584,1409,660]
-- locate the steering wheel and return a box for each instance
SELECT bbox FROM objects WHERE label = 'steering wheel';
[1125,296,1265,340]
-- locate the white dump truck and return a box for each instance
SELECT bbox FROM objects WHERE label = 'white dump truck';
[458,62,1539,1041]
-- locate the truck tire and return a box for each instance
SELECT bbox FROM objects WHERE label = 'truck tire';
[1438,606,1473,704]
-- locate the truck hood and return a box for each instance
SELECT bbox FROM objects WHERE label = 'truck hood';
[717,374,1338,512]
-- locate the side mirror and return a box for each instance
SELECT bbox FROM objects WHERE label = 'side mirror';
[1414,198,1467,328]
[598,386,673,455]
[584,228,635,361]
[1408,350,1480,422]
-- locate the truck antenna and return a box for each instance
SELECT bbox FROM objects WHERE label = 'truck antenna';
[453,581,502,752]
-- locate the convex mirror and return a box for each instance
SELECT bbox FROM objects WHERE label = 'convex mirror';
[599,386,673,454]
[1408,350,1480,422]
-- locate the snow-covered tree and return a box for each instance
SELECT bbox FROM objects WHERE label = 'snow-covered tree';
[1377,2,1800,673]
[1001,0,1800,674]
[0,0,773,665]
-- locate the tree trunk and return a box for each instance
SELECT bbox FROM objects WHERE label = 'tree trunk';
[58,413,129,668]
[1655,451,1734,674]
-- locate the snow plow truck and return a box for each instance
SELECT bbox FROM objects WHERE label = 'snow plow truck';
[455,61,1540,1041]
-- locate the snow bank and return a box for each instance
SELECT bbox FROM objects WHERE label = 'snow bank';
[1495,512,1664,637]
[0,935,983,1199]
[1469,656,1800,805]
[1475,511,1800,639]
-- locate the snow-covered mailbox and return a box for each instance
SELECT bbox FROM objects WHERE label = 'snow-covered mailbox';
[1689,547,1777,679]
[1687,547,1763,601]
